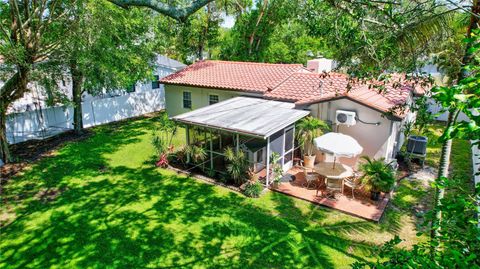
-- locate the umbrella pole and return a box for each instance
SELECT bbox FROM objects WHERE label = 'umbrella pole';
[333,156,336,169]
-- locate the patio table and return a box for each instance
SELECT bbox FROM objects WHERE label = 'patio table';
[314,162,354,198]
[314,162,354,180]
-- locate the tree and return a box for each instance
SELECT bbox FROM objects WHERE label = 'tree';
[0,0,75,162]
[219,0,301,61]
[109,0,216,22]
[174,2,222,63]
[61,0,157,134]
[353,30,480,268]
[0,0,213,163]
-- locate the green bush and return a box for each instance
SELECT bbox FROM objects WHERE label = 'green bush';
[359,156,396,193]
[243,181,264,198]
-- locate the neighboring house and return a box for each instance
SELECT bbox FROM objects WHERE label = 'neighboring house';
[161,59,424,174]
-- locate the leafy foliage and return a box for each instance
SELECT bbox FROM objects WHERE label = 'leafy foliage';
[295,116,330,156]
[190,145,207,164]
[151,114,177,167]
[269,152,283,184]
[243,181,264,198]
[359,156,395,193]
[411,96,436,135]
[353,179,480,269]
[224,147,249,185]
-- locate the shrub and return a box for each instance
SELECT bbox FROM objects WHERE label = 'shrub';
[224,147,249,185]
[359,156,395,193]
[243,181,264,198]
[295,116,330,156]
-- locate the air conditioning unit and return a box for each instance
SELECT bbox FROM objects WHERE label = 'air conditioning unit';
[336,110,356,126]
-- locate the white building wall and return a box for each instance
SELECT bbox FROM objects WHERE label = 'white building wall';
[309,99,399,163]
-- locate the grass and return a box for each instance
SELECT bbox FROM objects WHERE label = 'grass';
[0,114,472,268]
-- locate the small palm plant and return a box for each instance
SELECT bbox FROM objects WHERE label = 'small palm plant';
[359,156,395,200]
[224,147,249,186]
[190,145,207,164]
[295,116,330,167]
[270,152,283,188]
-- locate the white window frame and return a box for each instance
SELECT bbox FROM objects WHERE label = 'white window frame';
[183,91,192,109]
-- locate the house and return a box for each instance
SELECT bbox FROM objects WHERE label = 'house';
[161,59,423,182]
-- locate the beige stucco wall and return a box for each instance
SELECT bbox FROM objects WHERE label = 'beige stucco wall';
[165,83,404,164]
[164,85,262,116]
[309,98,400,164]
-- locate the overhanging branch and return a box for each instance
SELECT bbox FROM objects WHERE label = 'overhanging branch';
[109,0,215,21]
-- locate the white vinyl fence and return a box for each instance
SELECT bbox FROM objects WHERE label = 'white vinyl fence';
[427,100,470,122]
[6,88,165,144]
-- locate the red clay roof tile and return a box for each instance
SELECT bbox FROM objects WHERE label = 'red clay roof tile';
[162,60,422,119]
[265,72,414,118]
[160,60,304,93]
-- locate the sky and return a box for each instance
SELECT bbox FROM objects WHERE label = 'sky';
[221,13,235,28]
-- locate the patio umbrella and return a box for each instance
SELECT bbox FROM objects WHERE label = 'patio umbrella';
[313,132,363,169]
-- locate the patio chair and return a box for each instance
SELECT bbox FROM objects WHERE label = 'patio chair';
[325,177,343,198]
[342,172,362,199]
[301,166,320,189]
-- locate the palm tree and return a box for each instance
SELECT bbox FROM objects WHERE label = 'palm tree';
[224,147,249,185]
[295,116,330,167]
[359,156,395,201]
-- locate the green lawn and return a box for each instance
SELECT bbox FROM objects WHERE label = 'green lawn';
[0,114,470,268]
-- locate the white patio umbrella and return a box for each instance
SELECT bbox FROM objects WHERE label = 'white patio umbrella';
[313,132,363,169]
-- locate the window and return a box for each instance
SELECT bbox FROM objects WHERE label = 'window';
[151,75,160,89]
[209,94,219,105]
[183,91,192,109]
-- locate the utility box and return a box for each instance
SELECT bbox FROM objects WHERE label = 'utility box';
[407,135,428,155]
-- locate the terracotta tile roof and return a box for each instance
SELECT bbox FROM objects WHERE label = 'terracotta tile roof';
[265,72,414,118]
[160,60,304,93]
[162,60,421,119]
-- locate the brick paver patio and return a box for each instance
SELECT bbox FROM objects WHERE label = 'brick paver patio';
[270,167,390,221]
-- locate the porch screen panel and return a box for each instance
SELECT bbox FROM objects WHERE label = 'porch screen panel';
[269,130,284,164]
[284,127,293,152]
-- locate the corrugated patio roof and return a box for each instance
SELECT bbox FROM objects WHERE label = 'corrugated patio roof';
[172,97,309,138]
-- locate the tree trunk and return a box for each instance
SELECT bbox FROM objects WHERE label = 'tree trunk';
[429,0,479,252]
[0,68,30,164]
[430,110,454,241]
[70,62,84,135]
[248,0,268,55]
[0,105,11,164]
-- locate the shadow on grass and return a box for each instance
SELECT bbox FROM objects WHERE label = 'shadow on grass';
[1,115,379,268]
